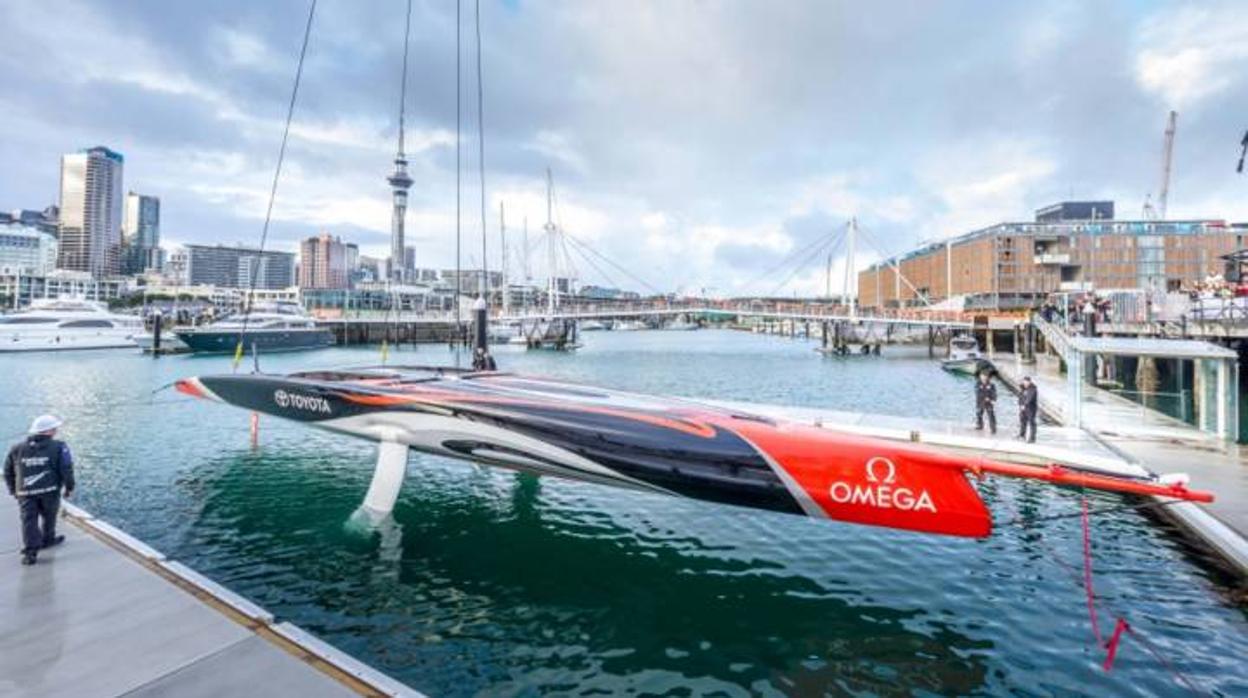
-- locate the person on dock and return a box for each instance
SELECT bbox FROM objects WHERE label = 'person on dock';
[1018,377,1039,443]
[4,415,75,566]
[974,370,997,434]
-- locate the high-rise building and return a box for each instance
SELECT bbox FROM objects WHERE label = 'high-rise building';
[184,244,295,289]
[122,191,161,274]
[58,146,124,277]
[298,233,349,289]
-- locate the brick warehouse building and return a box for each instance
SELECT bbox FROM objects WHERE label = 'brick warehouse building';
[857,201,1246,311]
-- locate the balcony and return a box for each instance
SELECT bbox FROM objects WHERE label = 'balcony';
[1034,253,1071,265]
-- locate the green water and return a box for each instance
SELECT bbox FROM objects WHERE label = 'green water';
[1,330,1245,696]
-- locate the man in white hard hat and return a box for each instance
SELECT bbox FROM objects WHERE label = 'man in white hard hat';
[4,415,76,566]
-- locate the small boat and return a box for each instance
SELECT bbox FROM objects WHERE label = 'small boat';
[941,335,992,376]
[176,365,1213,539]
[176,302,332,354]
[0,298,143,352]
[579,319,609,331]
[133,330,190,354]
[487,322,520,343]
[664,319,699,331]
[613,320,647,331]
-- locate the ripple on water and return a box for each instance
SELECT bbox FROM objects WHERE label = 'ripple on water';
[0,333,1244,696]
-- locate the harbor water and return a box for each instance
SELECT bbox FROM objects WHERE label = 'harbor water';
[1,329,1245,696]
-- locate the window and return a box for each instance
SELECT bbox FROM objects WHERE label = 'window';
[0,317,55,325]
[59,320,114,328]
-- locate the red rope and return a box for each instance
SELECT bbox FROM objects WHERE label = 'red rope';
[1081,497,1104,646]
[1102,618,1129,671]
[1001,491,1207,694]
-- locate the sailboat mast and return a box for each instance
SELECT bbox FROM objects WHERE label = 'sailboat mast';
[844,218,857,319]
[545,168,557,317]
[500,200,508,315]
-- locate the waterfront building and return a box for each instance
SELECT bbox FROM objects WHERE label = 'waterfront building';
[298,233,349,289]
[438,269,503,295]
[122,191,162,274]
[0,223,58,276]
[857,201,1244,310]
[303,282,457,317]
[58,146,124,277]
[0,269,130,309]
[184,243,295,290]
[1,206,59,235]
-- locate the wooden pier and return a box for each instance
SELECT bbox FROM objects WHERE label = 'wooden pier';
[0,497,422,698]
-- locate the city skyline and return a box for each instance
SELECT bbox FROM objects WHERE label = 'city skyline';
[2,1,1247,296]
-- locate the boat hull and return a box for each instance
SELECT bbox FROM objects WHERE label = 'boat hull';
[176,328,333,354]
[0,329,138,352]
[941,358,993,376]
[178,368,997,537]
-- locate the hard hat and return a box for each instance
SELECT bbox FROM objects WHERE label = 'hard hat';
[28,414,63,435]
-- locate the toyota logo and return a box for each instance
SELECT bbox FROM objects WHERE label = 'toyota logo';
[865,456,897,484]
[274,389,290,408]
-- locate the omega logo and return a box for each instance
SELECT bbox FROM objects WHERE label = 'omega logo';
[828,456,938,513]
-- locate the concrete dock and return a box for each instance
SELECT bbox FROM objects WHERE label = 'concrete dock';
[991,352,1248,575]
[0,496,422,698]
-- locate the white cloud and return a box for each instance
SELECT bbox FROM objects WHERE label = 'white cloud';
[1134,4,1248,109]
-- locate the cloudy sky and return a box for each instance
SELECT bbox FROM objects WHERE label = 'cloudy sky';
[2,0,1246,296]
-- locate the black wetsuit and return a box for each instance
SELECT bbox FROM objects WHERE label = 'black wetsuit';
[1019,384,1039,443]
[5,435,75,556]
[975,380,997,434]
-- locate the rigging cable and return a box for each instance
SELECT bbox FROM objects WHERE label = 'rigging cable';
[475,0,488,301]
[454,0,463,362]
[233,0,318,371]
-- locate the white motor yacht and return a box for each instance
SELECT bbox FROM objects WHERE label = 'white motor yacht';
[0,298,143,352]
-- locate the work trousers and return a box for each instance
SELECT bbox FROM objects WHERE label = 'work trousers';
[1019,409,1038,443]
[18,492,60,554]
[976,405,996,433]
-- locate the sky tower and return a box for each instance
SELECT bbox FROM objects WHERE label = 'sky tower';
[388,0,414,282]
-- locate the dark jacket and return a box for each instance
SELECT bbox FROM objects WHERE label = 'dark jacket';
[975,381,997,408]
[4,435,74,498]
[1019,384,1039,413]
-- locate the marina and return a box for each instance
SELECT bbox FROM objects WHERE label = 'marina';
[1,330,1246,695]
[2,0,1248,694]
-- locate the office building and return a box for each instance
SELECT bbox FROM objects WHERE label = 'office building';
[184,244,295,290]
[1,207,59,235]
[858,201,1243,310]
[58,146,124,277]
[0,223,58,276]
[299,233,349,289]
[122,191,161,274]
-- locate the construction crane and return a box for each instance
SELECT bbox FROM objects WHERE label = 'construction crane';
[1145,111,1178,220]
[1237,129,1247,174]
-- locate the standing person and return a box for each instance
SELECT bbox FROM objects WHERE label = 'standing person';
[1018,377,1039,443]
[974,370,997,434]
[4,415,75,566]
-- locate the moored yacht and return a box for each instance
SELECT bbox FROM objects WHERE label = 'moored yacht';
[176,302,333,354]
[0,298,143,352]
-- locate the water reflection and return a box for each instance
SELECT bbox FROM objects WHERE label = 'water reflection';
[185,449,992,696]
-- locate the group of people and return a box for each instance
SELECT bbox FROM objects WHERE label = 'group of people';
[974,371,1038,443]
[1185,271,1248,301]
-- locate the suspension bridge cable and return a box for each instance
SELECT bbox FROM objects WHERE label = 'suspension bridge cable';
[734,224,844,295]
[563,238,624,292]
[763,228,846,299]
[563,233,662,296]
[233,0,318,371]
[855,222,934,307]
[475,0,488,301]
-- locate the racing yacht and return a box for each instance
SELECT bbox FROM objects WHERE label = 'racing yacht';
[176,365,1212,538]
[176,302,332,354]
[0,298,142,352]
